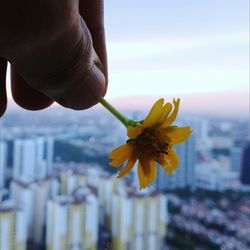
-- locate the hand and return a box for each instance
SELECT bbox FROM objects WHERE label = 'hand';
[0,0,108,117]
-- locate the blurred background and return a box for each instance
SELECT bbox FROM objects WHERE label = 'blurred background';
[0,0,249,249]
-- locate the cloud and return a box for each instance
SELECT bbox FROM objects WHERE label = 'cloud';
[106,31,249,99]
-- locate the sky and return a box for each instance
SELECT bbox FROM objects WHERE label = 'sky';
[5,0,250,117]
[104,0,249,100]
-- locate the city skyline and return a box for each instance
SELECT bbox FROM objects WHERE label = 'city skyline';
[0,106,249,250]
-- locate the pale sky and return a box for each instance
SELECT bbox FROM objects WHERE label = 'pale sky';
[5,0,249,117]
[104,0,249,98]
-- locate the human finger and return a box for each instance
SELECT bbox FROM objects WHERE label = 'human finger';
[79,0,108,90]
[0,57,7,117]
[11,66,54,110]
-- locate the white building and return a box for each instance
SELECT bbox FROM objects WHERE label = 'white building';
[0,141,7,188]
[58,166,115,227]
[196,162,240,191]
[46,137,54,175]
[10,180,36,239]
[97,176,116,227]
[60,170,78,196]
[10,178,56,243]
[13,137,54,182]
[112,190,167,250]
[14,139,36,181]
[55,166,169,250]
[0,200,27,250]
[192,118,210,150]
[46,187,99,250]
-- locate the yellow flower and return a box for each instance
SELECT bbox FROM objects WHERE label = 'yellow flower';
[108,98,192,190]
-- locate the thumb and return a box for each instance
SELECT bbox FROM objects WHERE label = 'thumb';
[45,20,106,110]
[55,46,106,110]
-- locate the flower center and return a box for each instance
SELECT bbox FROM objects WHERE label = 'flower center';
[129,128,170,158]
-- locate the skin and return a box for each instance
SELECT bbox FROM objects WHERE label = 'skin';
[0,0,108,117]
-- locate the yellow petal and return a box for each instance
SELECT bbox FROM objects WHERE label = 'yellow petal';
[109,143,133,159]
[166,126,192,145]
[156,154,165,166]
[117,158,137,178]
[161,98,180,127]
[127,125,144,139]
[138,161,147,189]
[143,98,165,127]
[148,161,157,184]
[109,144,134,167]
[165,166,173,175]
[171,133,192,145]
[156,102,172,126]
[138,159,157,189]
[158,155,173,176]
[109,157,130,167]
[168,150,179,170]
[162,164,173,176]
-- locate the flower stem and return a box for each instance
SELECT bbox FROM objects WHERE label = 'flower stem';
[99,97,136,127]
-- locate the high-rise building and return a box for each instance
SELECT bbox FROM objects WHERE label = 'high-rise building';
[112,191,167,250]
[46,187,98,250]
[0,200,27,250]
[13,137,54,182]
[46,137,54,175]
[240,142,250,185]
[10,178,56,243]
[196,162,240,191]
[13,139,36,181]
[10,180,36,240]
[156,134,196,191]
[60,170,78,196]
[231,146,243,173]
[97,176,116,228]
[0,141,7,188]
[48,166,168,250]
[33,179,56,244]
[191,118,210,150]
[58,166,116,228]
[184,133,196,190]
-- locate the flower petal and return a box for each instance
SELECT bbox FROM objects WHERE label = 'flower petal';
[138,159,157,189]
[166,126,192,145]
[143,98,165,127]
[161,163,173,176]
[168,150,179,170]
[109,157,129,167]
[109,143,133,159]
[161,98,180,127]
[109,144,134,167]
[157,102,172,126]
[148,161,157,184]
[117,158,137,178]
[158,154,174,176]
[138,161,147,189]
[127,125,144,139]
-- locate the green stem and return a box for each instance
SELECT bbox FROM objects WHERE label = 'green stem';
[99,97,136,127]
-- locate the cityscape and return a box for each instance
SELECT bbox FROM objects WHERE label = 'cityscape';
[0,104,249,250]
